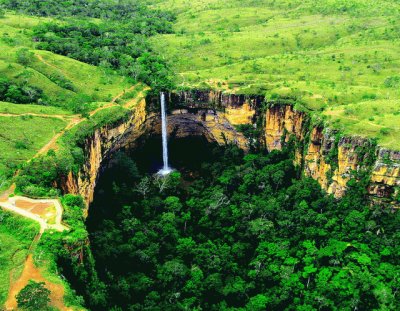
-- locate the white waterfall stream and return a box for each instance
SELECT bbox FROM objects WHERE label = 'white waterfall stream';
[158,92,172,175]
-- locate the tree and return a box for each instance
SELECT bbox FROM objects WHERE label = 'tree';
[16,48,34,66]
[205,192,230,215]
[164,196,182,213]
[153,172,181,194]
[16,280,51,310]
[246,294,269,311]
[82,146,400,310]
[136,176,151,198]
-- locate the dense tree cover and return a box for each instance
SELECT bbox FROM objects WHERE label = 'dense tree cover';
[15,150,74,197]
[0,77,45,104]
[71,145,400,310]
[16,280,51,311]
[0,0,175,22]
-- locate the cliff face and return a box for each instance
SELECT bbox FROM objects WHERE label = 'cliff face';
[369,149,400,199]
[168,90,264,110]
[264,104,399,203]
[143,109,249,150]
[61,93,252,205]
[166,91,399,203]
[62,99,147,206]
[63,90,399,207]
[265,105,306,151]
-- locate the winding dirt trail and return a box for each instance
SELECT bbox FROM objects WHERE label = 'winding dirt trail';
[110,85,136,104]
[0,195,68,233]
[33,116,81,158]
[1,193,69,310]
[33,85,144,158]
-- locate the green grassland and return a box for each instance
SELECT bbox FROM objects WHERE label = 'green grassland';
[0,209,39,305]
[149,0,400,149]
[0,101,72,115]
[0,115,67,181]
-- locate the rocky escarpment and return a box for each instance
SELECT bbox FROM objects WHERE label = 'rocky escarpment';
[167,91,399,204]
[62,89,399,207]
[142,109,249,150]
[61,99,147,206]
[61,92,253,205]
[369,149,400,198]
[263,104,399,203]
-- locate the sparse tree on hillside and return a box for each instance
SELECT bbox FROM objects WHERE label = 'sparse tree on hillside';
[16,48,34,66]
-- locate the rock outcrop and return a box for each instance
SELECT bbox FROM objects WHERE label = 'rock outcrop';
[369,149,400,199]
[143,109,249,150]
[262,104,399,203]
[167,91,399,204]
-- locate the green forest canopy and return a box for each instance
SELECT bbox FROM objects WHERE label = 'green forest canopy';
[45,146,400,310]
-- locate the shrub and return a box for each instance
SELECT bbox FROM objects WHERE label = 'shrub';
[15,139,31,150]
[16,48,34,66]
[380,127,390,135]
[384,76,400,88]
[199,38,212,45]
[362,93,377,100]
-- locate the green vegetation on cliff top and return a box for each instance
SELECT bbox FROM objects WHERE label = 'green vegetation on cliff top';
[149,0,400,149]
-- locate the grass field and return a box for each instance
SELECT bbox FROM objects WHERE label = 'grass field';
[0,209,39,305]
[0,115,67,178]
[0,101,72,115]
[149,0,400,149]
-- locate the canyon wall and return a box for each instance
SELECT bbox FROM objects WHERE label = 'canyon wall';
[63,90,399,207]
[61,93,251,206]
[265,104,399,203]
[142,110,249,150]
[168,91,399,205]
[61,98,148,207]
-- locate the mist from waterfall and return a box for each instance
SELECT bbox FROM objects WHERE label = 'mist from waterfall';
[158,92,172,175]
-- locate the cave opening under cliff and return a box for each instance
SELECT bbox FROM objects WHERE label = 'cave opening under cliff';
[129,135,218,176]
[87,133,222,222]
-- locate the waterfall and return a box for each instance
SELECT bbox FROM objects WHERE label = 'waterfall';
[158,92,172,175]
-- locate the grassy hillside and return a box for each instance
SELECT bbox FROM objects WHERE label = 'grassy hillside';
[0,114,67,184]
[0,13,133,109]
[0,101,72,115]
[149,0,400,149]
